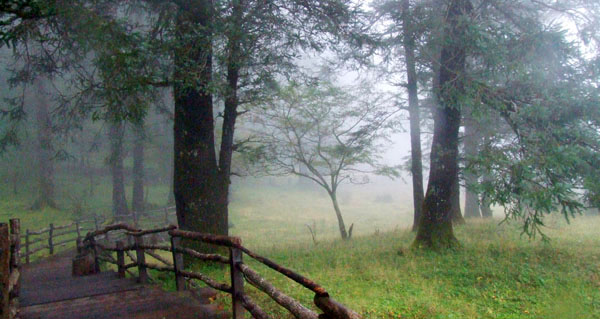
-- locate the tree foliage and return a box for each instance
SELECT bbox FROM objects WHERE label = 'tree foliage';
[249,76,400,239]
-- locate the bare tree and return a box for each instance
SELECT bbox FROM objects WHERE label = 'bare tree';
[251,78,399,240]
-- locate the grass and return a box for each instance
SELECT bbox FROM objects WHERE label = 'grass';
[155,179,600,319]
[0,173,170,262]
[2,175,600,318]
[227,177,413,248]
[168,217,600,319]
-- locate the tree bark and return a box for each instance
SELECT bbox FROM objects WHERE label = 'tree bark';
[167,165,175,206]
[463,117,481,218]
[450,175,464,224]
[109,121,128,217]
[464,188,480,218]
[173,0,227,251]
[414,0,472,249]
[480,173,493,218]
[132,122,145,213]
[329,190,349,240]
[213,0,246,239]
[480,135,493,218]
[480,195,493,218]
[86,157,95,196]
[161,116,175,206]
[402,0,425,232]
[31,77,56,210]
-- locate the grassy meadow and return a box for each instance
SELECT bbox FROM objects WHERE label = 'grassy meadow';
[178,192,600,319]
[1,175,600,318]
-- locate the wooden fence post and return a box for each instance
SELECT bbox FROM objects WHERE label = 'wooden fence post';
[132,211,138,228]
[9,220,19,271]
[76,238,82,255]
[9,219,20,318]
[116,241,125,278]
[134,236,147,283]
[170,236,185,291]
[90,237,100,273]
[48,223,54,255]
[0,223,10,319]
[230,246,245,319]
[75,221,81,241]
[94,215,99,231]
[9,219,19,292]
[164,208,169,225]
[25,230,29,265]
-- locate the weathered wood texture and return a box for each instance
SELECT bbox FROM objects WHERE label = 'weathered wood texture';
[238,263,318,319]
[230,248,244,319]
[89,223,361,319]
[8,219,20,319]
[19,251,225,319]
[18,218,360,319]
[314,295,362,319]
[0,224,10,319]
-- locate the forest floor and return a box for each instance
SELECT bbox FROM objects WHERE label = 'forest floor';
[154,216,599,319]
[1,178,599,318]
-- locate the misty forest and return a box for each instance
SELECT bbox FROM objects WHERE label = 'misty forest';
[1,0,600,318]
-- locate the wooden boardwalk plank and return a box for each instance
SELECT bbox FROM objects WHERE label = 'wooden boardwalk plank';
[19,250,226,319]
[20,288,222,319]
[20,272,143,307]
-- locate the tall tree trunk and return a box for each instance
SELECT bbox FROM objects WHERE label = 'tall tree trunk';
[161,116,175,206]
[414,0,472,249]
[402,0,425,232]
[31,77,56,210]
[86,157,95,196]
[480,172,494,218]
[463,117,481,218]
[480,135,493,218]
[173,0,226,246]
[109,121,128,217]
[450,175,464,224]
[167,164,175,206]
[214,0,245,239]
[480,194,493,218]
[132,122,145,213]
[464,187,481,218]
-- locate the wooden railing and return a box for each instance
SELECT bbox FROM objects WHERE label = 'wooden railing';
[20,206,176,263]
[21,218,97,264]
[0,219,21,319]
[82,224,362,319]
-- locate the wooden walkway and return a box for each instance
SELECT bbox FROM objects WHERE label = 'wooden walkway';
[18,251,226,319]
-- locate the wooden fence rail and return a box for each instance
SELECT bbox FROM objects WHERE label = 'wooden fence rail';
[21,219,96,264]
[82,223,361,319]
[18,206,177,264]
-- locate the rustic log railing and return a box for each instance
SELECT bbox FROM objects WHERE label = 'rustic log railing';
[82,223,361,319]
[20,218,98,264]
[18,206,176,264]
[0,219,21,319]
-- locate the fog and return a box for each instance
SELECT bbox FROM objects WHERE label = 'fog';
[1,1,600,318]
